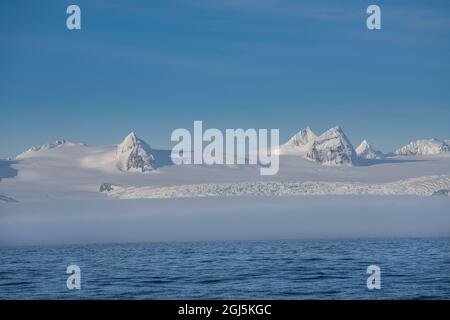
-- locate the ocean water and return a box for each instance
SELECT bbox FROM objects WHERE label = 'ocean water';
[0,238,449,299]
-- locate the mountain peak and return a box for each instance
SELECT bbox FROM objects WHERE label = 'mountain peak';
[356,139,370,151]
[360,139,369,146]
[356,140,384,160]
[306,126,356,166]
[283,127,317,150]
[116,132,155,172]
[304,126,313,133]
[322,126,344,137]
[127,131,137,139]
[120,132,138,145]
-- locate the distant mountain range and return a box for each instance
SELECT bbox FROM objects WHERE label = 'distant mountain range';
[2,128,450,204]
[280,126,450,166]
[14,128,450,169]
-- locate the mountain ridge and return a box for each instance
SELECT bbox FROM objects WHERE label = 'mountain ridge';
[13,130,450,169]
[394,138,449,156]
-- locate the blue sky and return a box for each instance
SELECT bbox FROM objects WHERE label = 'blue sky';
[1,0,450,157]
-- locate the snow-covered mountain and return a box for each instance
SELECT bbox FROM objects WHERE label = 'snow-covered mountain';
[10,130,450,175]
[281,127,317,154]
[13,133,157,173]
[356,140,384,160]
[306,126,356,166]
[116,132,155,172]
[2,128,450,205]
[394,139,449,156]
[280,126,449,162]
[3,128,450,246]
[16,139,85,159]
[280,126,356,166]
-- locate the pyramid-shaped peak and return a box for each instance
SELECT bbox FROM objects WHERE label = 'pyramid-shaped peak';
[118,132,152,151]
[356,139,371,150]
[356,139,384,160]
[116,132,154,172]
[307,126,355,166]
[126,131,137,139]
[120,132,138,144]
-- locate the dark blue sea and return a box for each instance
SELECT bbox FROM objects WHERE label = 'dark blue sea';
[1,238,449,299]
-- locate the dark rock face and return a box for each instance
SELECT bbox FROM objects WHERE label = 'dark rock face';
[99,183,115,192]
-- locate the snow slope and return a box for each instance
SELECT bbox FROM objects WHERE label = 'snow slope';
[16,140,86,159]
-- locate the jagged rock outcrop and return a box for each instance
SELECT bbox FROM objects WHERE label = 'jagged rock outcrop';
[116,132,155,172]
[356,140,384,160]
[99,183,115,192]
[306,126,356,166]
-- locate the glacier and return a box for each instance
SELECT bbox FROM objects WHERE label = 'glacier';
[1,129,450,245]
[102,175,450,199]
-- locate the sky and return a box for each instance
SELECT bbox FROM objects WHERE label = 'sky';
[1,0,450,158]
